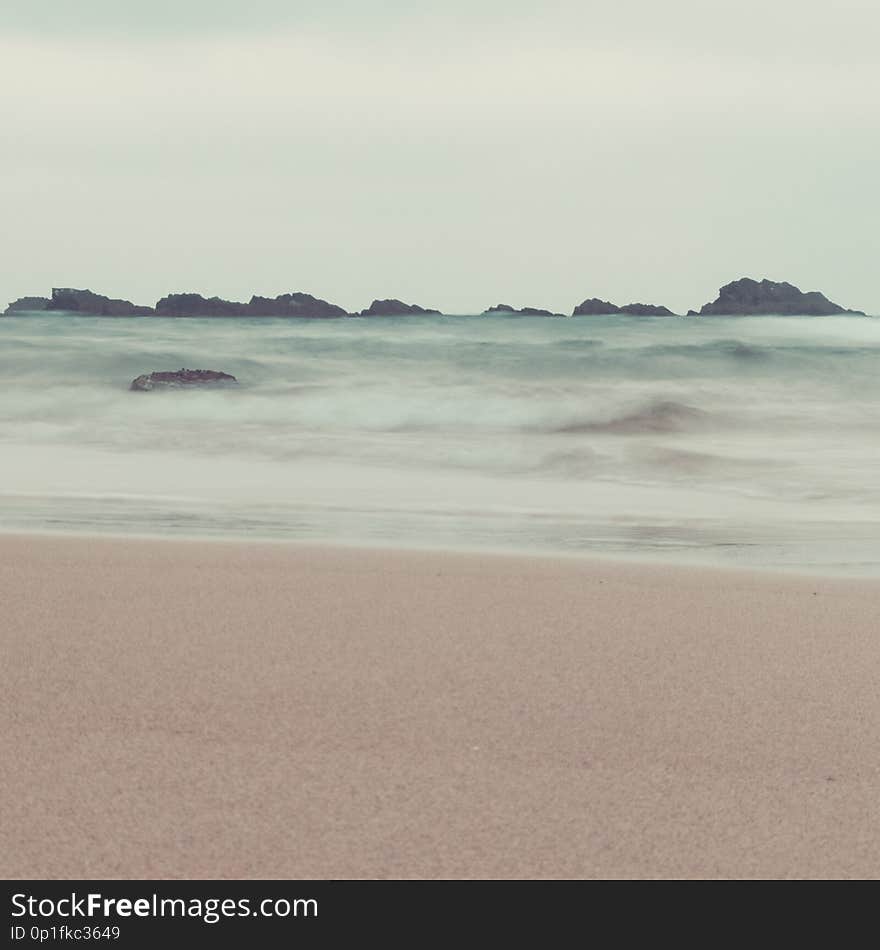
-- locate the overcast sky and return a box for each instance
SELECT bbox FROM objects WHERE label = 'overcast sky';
[2,1,877,314]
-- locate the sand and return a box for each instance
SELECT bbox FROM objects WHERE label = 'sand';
[2,533,879,879]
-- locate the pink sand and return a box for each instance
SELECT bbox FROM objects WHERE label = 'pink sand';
[2,534,879,878]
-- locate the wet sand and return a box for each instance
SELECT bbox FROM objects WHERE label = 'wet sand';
[2,533,879,878]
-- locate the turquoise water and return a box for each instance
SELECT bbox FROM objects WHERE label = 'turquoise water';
[2,311,880,571]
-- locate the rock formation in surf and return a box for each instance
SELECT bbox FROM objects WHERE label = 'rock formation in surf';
[698,278,864,316]
[619,302,675,316]
[572,298,675,316]
[6,280,867,319]
[130,369,238,391]
[47,288,154,316]
[483,304,562,317]
[572,298,618,315]
[358,299,441,317]
[155,293,246,317]
[3,296,50,314]
[5,287,348,318]
[245,292,347,318]
[155,291,347,318]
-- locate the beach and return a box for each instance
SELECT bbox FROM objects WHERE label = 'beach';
[3,532,879,879]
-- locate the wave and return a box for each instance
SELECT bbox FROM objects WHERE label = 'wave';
[629,338,879,363]
[635,339,769,361]
[551,338,603,349]
[556,400,711,435]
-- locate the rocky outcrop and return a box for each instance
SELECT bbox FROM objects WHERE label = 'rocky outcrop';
[246,292,347,318]
[619,303,675,316]
[484,303,517,314]
[9,287,347,318]
[698,278,864,316]
[483,304,562,317]
[130,369,238,391]
[154,294,246,317]
[47,288,154,316]
[155,291,347,318]
[572,298,620,315]
[572,298,675,316]
[3,296,50,314]
[8,279,866,320]
[358,299,441,317]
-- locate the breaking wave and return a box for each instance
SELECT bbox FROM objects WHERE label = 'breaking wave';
[556,400,711,435]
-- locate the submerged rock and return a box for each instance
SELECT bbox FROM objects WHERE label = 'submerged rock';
[698,278,864,316]
[130,369,238,391]
[3,296,50,314]
[47,288,154,316]
[358,299,441,316]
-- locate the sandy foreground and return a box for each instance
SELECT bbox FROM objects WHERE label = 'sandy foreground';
[2,534,879,879]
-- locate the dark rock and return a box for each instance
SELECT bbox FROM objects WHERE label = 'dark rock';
[155,293,247,317]
[619,303,675,316]
[358,299,441,317]
[573,297,674,316]
[687,309,699,316]
[572,298,621,316]
[130,368,238,391]
[4,296,50,314]
[47,288,154,316]
[699,278,864,316]
[156,291,347,317]
[520,306,560,317]
[246,292,346,318]
[484,303,562,316]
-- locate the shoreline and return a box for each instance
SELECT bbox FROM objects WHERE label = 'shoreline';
[4,532,880,878]
[2,525,878,580]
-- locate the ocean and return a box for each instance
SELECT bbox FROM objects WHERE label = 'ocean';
[2,310,879,572]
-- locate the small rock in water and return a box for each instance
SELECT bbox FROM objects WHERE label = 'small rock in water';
[129,368,238,391]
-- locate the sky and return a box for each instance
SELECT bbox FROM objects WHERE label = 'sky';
[2,1,877,315]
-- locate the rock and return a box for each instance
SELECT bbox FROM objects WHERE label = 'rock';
[520,306,562,317]
[8,288,349,318]
[358,299,441,317]
[687,309,699,316]
[246,292,347,318]
[619,303,675,316]
[155,291,347,317]
[698,278,864,316]
[155,294,247,317]
[130,369,238,391]
[483,304,562,316]
[46,288,154,316]
[572,298,621,315]
[3,296,50,314]
[573,298,674,316]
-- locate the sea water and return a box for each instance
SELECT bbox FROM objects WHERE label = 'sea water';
[2,310,879,572]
